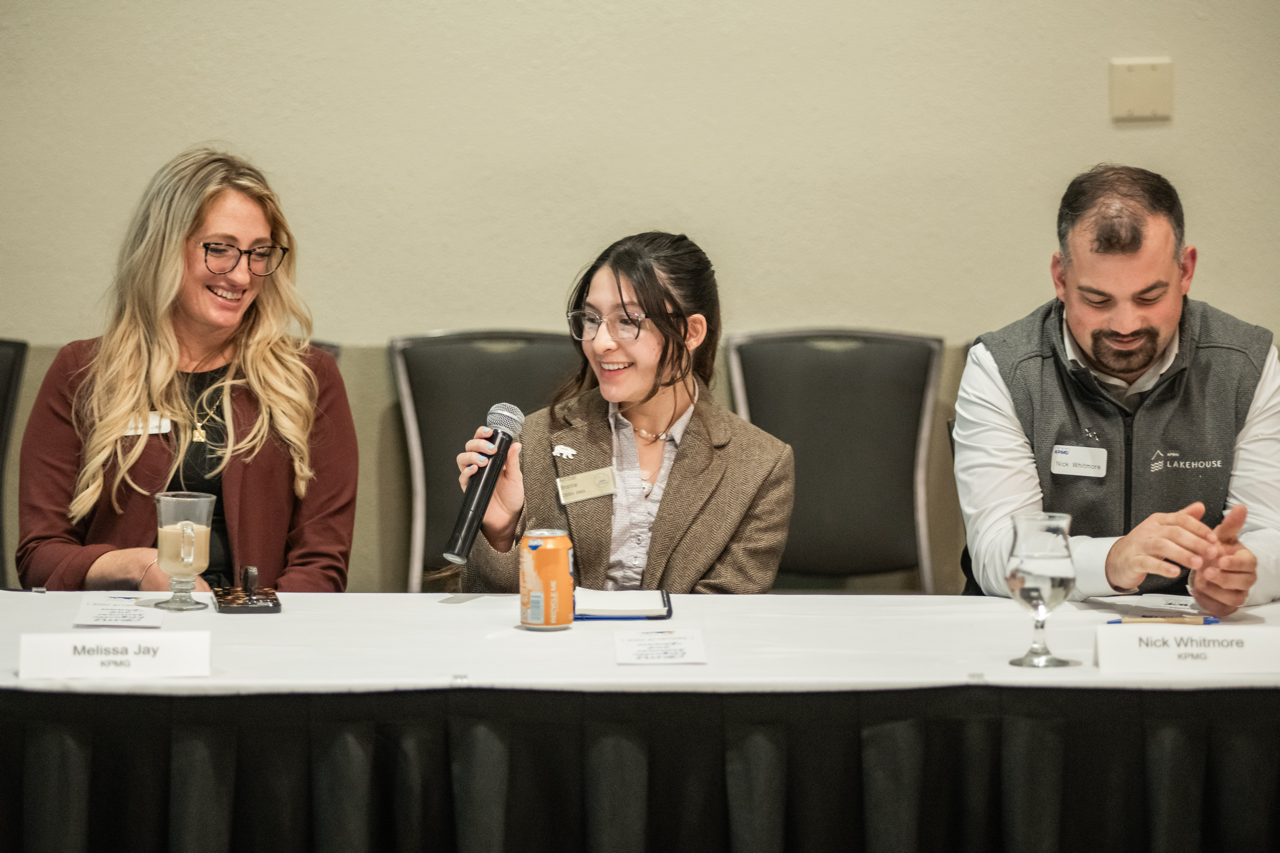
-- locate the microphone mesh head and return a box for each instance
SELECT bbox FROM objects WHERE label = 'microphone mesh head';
[486,403,525,439]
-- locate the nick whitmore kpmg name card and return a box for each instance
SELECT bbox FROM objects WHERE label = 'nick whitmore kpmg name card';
[1097,624,1280,673]
[19,631,211,679]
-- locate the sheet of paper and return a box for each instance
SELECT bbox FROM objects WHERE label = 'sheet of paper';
[614,629,707,665]
[74,593,165,628]
[1089,594,1201,614]
[19,631,211,679]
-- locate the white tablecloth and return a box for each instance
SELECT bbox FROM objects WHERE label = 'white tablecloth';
[4,590,1280,695]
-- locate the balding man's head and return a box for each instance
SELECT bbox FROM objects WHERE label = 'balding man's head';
[1057,165,1185,267]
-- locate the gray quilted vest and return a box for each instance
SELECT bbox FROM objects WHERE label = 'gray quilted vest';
[978,298,1272,593]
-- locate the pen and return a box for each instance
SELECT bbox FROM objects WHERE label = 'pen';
[1107,615,1219,625]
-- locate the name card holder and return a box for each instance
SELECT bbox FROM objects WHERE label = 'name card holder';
[19,631,211,679]
[1097,624,1280,673]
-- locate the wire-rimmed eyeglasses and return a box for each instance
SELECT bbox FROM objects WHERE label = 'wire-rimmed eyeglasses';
[567,309,647,341]
[202,242,289,276]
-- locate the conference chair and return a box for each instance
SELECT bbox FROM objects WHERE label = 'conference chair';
[0,340,29,580]
[311,340,342,360]
[391,331,580,592]
[726,330,943,593]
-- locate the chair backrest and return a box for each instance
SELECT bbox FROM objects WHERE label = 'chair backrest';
[311,340,342,360]
[390,331,581,591]
[726,329,942,592]
[0,340,29,582]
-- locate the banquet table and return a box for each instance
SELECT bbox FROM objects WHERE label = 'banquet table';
[3,591,1280,853]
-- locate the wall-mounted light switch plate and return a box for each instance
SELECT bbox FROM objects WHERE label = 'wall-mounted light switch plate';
[1110,57,1173,120]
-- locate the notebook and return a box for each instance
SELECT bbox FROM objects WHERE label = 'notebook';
[574,588,672,620]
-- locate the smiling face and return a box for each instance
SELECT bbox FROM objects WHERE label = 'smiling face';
[173,190,272,351]
[583,267,668,406]
[1051,213,1196,384]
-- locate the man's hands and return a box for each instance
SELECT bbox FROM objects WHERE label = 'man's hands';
[1105,501,1257,617]
[1105,502,1218,590]
[1190,504,1256,617]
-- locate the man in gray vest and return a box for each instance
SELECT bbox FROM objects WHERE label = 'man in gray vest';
[954,165,1280,617]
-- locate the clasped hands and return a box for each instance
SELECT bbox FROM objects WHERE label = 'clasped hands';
[1105,502,1256,617]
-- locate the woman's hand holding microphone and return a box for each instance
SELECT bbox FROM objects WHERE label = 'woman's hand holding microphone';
[456,426,524,553]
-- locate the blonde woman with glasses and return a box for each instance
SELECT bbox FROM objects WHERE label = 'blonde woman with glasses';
[18,149,357,592]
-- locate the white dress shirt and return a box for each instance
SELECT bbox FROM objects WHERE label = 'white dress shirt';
[954,324,1280,603]
[604,402,694,590]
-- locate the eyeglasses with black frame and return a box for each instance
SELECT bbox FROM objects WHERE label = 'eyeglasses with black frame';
[201,242,289,276]
[567,309,647,342]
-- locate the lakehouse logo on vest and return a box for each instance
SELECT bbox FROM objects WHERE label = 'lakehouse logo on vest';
[1150,450,1224,473]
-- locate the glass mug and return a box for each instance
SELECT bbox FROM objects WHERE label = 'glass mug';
[1007,511,1079,668]
[154,491,215,612]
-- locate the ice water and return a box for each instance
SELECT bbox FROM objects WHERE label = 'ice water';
[1007,556,1075,617]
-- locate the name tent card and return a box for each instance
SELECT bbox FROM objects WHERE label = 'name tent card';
[19,631,211,679]
[1096,624,1280,673]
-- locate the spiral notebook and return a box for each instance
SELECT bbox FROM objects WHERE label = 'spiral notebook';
[574,589,672,621]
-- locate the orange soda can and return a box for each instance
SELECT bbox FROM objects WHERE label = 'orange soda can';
[520,529,575,630]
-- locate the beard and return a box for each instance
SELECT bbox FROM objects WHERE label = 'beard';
[1089,327,1160,378]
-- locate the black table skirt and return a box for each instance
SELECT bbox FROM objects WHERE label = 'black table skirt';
[2,685,1278,853]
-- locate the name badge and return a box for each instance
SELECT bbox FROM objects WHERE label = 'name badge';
[1097,624,1280,672]
[1051,445,1107,478]
[556,466,616,504]
[124,412,172,436]
[19,631,211,679]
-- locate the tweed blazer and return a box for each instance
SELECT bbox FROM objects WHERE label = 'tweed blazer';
[464,386,794,594]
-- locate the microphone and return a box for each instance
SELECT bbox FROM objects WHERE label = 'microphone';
[443,403,525,564]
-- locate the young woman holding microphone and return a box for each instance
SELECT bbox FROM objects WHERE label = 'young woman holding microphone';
[457,231,793,594]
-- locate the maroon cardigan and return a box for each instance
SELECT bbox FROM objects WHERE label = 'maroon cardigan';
[17,339,358,591]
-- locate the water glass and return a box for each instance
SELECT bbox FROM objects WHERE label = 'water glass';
[1007,512,1078,668]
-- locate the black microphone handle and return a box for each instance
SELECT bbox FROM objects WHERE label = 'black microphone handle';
[443,428,515,564]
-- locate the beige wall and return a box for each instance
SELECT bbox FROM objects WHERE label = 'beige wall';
[3,1,1277,591]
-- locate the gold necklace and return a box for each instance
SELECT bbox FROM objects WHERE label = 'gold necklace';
[188,368,227,443]
[192,406,212,443]
[190,391,219,443]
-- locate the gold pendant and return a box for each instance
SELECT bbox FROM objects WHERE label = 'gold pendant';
[192,426,206,443]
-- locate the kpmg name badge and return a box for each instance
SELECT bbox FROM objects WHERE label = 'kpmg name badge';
[556,466,616,504]
[1051,445,1107,478]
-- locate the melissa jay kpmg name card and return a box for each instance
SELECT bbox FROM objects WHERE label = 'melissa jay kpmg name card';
[19,631,211,679]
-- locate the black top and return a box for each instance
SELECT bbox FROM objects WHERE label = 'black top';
[166,366,234,588]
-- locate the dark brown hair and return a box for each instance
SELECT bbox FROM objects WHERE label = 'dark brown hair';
[550,232,720,425]
[1057,164,1185,266]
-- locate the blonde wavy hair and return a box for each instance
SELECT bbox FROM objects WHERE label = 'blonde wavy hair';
[70,148,317,522]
